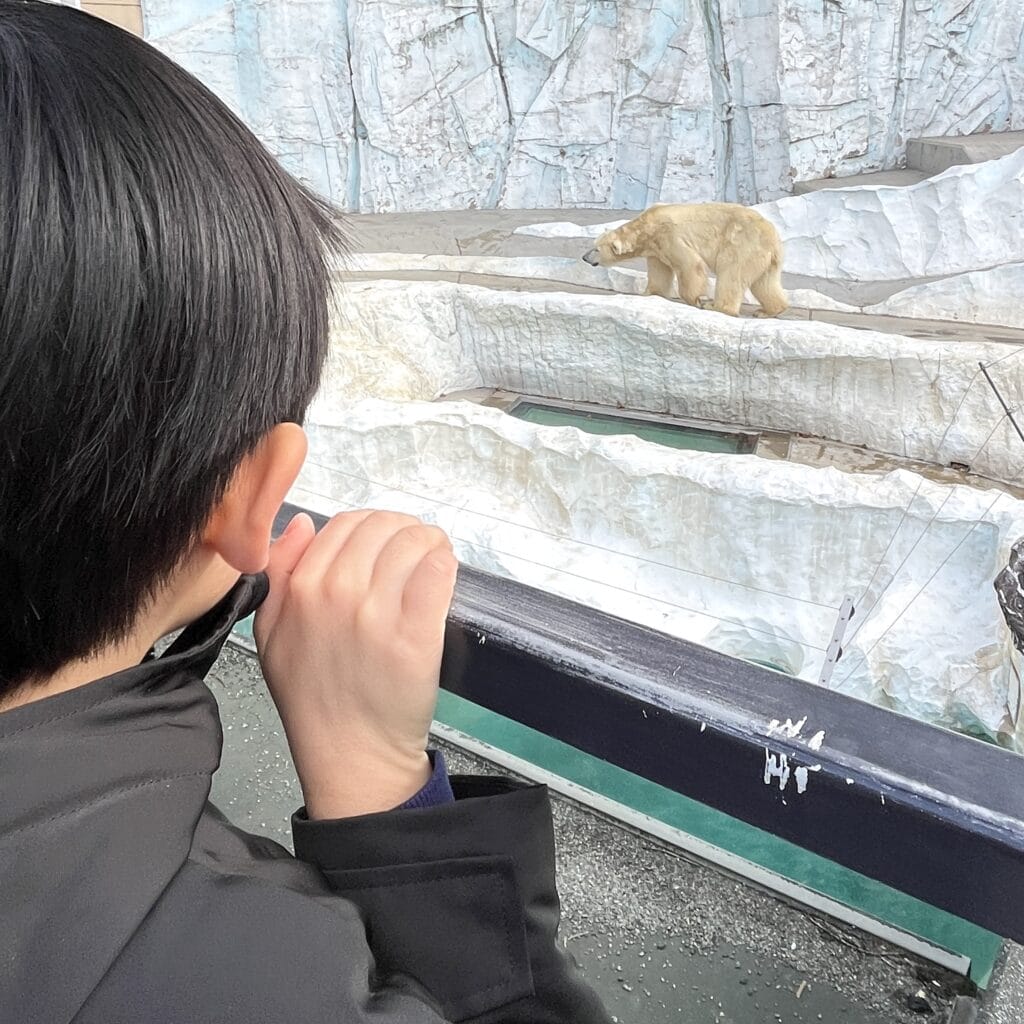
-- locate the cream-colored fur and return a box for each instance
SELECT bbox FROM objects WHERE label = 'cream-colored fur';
[586,202,788,318]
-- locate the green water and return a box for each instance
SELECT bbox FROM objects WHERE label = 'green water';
[511,403,757,454]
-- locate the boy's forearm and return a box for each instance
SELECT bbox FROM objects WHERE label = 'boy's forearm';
[292,778,611,1024]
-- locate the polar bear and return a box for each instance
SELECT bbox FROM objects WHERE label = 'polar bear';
[582,202,788,318]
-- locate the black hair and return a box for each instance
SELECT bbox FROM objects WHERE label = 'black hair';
[0,1,347,691]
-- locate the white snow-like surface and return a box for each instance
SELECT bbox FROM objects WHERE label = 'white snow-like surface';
[345,252,855,312]
[760,149,1024,281]
[517,152,1024,281]
[515,220,630,240]
[144,0,1024,211]
[320,280,1024,484]
[348,252,646,295]
[513,153,1024,325]
[867,263,1024,330]
[297,399,1024,746]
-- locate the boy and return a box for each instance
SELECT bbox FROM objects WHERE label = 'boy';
[0,4,609,1022]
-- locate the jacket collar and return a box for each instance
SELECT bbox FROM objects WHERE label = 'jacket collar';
[0,573,268,1024]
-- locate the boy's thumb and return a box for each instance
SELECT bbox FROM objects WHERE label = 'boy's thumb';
[258,513,316,623]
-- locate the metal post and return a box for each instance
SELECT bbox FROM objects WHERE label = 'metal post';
[979,360,1024,447]
[818,595,855,687]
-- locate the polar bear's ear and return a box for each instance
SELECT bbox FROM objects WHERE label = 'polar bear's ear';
[611,237,625,256]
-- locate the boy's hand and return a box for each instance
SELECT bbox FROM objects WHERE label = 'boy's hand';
[254,510,458,819]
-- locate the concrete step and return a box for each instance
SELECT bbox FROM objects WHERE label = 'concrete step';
[906,130,1024,175]
[792,130,1024,195]
[792,168,929,194]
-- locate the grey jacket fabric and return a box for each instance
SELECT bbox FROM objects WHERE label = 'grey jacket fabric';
[0,575,610,1024]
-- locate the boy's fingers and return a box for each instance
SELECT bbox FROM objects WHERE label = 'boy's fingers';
[369,525,452,615]
[401,545,459,640]
[258,513,317,626]
[286,508,381,590]
[320,511,424,598]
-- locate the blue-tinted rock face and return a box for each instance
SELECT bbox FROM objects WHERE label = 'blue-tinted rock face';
[142,0,1024,212]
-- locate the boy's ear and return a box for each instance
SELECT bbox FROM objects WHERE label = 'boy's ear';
[202,423,308,574]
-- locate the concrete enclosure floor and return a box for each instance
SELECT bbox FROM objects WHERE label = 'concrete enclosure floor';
[341,209,1024,346]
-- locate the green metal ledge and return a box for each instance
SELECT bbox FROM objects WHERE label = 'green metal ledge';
[432,689,1001,987]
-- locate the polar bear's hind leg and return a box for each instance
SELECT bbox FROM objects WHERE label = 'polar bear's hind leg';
[710,264,745,317]
[750,258,788,318]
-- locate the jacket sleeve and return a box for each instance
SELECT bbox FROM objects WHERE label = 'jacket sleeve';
[291,775,611,1024]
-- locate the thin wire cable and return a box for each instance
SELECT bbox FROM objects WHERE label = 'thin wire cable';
[833,488,1006,689]
[984,343,1024,371]
[839,344,1021,651]
[292,482,828,653]
[448,532,828,653]
[836,373,1017,672]
[845,477,925,634]
[929,342,1022,463]
[842,487,955,651]
[841,411,1009,652]
[300,460,838,610]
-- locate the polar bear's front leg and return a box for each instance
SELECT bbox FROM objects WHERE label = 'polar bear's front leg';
[644,258,676,299]
[674,260,708,308]
[660,242,708,308]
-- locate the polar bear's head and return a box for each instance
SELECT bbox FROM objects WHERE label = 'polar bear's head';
[582,223,639,267]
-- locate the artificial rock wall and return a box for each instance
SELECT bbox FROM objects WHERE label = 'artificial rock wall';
[142,0,1024,211]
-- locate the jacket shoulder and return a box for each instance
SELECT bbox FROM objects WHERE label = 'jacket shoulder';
[75,858,441,1024]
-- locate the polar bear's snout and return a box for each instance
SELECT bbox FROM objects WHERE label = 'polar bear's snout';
[582,248,600,266]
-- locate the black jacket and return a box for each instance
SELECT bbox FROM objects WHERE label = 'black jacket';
[0,575,610,1024]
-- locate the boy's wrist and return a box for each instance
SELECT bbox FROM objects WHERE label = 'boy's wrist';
[300,747,434,820]
[398,749,455,810]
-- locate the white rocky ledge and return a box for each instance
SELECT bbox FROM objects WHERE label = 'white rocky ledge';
[869,263,1024,330]
[298,399,1024,747]
[322,279,1024,484]
[345,252,855,314]
[349,250,1024,327]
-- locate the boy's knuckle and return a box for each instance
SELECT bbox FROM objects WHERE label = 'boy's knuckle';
[324,573,360,612]
[286,571,317,606]
[425,547,456,572]
[423,524,451,546]
[353,599,383,635]
[369,509,419,531]
[391,523,431,552]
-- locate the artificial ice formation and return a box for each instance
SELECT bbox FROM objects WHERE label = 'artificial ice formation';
[144,0,1024,211]
[297,400,1024,748]
[869,264,1024,330]
[318,279,1024,484]
[294,274,1024,746]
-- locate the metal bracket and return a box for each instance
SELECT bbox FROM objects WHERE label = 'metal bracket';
[818,596,855,687]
